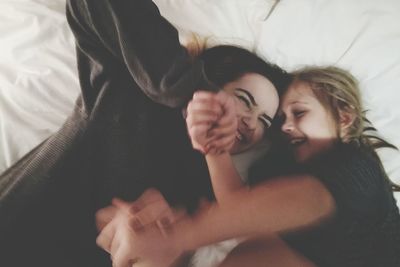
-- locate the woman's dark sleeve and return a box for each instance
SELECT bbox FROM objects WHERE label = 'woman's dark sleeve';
[66,0,218,109]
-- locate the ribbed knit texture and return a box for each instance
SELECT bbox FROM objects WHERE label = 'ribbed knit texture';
[284,143,400,267]
[0,0,218,266]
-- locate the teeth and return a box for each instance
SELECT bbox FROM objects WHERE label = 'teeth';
[236,132,243,141]
[290,139,305,145]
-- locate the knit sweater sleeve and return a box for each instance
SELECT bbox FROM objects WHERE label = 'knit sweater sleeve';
[66,0,218,109]
[306,143,387,222]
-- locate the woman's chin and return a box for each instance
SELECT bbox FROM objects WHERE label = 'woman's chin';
[230,142,249,155]
[229,144,241,155]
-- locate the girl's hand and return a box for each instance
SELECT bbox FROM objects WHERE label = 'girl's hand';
[205,91,237,154]
[186,91,223,153]
[186,91,237,154]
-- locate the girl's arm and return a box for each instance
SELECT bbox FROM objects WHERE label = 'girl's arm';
[95,176,335,265]
[205,153,246,205]
[95,176,335,266]
[186,90,243,203]
[175,174,336,251]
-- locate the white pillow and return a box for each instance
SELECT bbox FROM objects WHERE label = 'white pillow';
[153,0,278,49]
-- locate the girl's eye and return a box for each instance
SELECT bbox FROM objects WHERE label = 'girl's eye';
[293,110,306,118]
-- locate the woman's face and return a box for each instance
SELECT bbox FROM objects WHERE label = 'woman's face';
[279,81,339,163]
[223,73,279,154]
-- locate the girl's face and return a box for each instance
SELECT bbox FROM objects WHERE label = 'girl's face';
[279,81,339,163]
[223,73,279,154]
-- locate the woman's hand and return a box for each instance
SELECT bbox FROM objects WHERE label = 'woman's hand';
[97,209,183,267]
[96,204,118,232]
[186,91,237,154]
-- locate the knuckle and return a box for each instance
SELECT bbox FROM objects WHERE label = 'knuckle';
[186,116,193,127]
[187,101,194,112]
[191,126,201,136]
[95,209,105,221]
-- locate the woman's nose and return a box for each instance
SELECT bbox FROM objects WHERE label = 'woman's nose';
[242,115,257,131]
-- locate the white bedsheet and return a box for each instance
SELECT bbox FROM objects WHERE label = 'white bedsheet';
[0,0,79,171]
[0,0,399,204]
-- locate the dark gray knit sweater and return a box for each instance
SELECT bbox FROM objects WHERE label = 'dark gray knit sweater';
[0,0,217,266]
[283,143,400,267]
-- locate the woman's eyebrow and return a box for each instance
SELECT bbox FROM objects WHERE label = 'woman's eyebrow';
[235,88,257,106]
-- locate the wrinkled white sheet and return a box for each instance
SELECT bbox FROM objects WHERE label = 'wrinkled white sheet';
[0,0,399,205]
[0,0,79,171]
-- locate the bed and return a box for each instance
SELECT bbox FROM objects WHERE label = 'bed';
[1,0,399,208]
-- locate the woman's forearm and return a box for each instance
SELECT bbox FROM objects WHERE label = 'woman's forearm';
[175,175,335,251]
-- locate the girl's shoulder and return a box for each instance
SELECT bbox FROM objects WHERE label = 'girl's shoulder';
[306,142,395,220]
[313,141,378,166]
[306,141,389,185]
[307,141,386,192]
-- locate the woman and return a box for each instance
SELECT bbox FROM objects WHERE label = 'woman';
[98,67,400,267]
[0,0,289,266]
[95,48,289,266]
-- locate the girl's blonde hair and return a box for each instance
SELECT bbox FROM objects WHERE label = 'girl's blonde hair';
[292,66,399,190]
[292,67,363,142]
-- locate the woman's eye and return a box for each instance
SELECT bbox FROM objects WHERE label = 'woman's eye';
[235,95,251,109]
[258,118,271,130]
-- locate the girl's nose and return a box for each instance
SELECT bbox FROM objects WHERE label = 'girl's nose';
[281,118,294,133]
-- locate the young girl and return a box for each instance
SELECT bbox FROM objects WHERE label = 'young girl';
[97,66,400,267]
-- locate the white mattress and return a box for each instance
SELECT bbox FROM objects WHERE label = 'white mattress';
[0,0,399,203]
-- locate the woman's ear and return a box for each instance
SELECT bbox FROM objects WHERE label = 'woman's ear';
[339,109,355,140]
